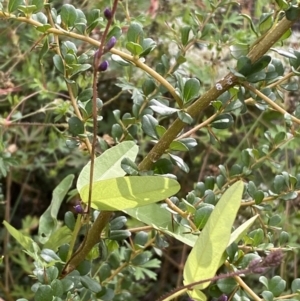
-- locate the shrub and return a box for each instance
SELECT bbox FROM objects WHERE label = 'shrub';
[1,1,300,301]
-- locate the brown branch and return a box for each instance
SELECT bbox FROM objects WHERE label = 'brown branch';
[138,16,297,171]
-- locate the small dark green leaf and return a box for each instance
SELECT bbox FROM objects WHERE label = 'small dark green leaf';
[177,111,193,124]
[8,0,24,13]
[268,276,286,297]
[109,230,131,240]
[237,56,252,75]
[77,260,91,276]
[153,158,173,174]
[216,174,226,189]
[35,285,54,301]
[169,141,189,151]
[223,99,243,113]
[178,138,197,150]
[51,279,64,297]
[108,251,120,269]
[217,278,237,294]
[272,175,287,194]
[248,228,264,246]
[78,88,93,102]
[68,116,84,135]
[107,26,122,40]
[80,275,102,293]
[111,124,123,141]
[31,0,44,11]
[280,82,298,91]
[142,78,156,96]
[86,8,100,25]
[181,25,191,46]
[127,22,144,43]
[251,55,272,73]
[36,24,51,33]
[279,231,289,245]
[194,204,214,229]
[274,132,286,145]
[141,114,158,139]
[291,278,300,293]
[99,263,112,281]
[203,190,216,205]
[126,42,143,56]
[268,214,281,226]
[39,38,49,62]
[134,231,148,246]
[211,113,233,129]
[169,153,189,173]
[18,5,37,15]
[205,176,215,190]
[32,12,48,25]
[131,252,151,266]
[60,4,78,28]
[64,211,75,230]
[46,266,59,282]
[259,13,273,34]
[149,99,178,116]
[247,71,266,83]
[272,48,297,59]
[261,291,273,301]
[53,55,64,74]
[41,249,61,262]
[280,191,298,201]
[121,157,139,175]
[155,125,166,138]
[140,38,156,57]
[254,190,264,204]
[275,0,289,9]
[183,78,200,103]
[285,5,300,21]
[64,53,76,65]
[69,63,91,77]
[230,164,242,176]
[110,216,127,230]
[247,181,257,198]
[289,50,300,69]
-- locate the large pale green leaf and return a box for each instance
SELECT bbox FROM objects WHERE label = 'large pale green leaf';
[125,205,256,250]
[183,181,244,293]
[125,203,198,246]
[188,289,207,301]
[77,141,139,191]
[3,220,39,254]
[80,176,180,211]
[38,175,74,244]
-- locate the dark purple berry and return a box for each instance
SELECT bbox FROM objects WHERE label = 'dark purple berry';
[74,204,84,214]
[104,36,117,52]
[104,7,112,20]
[217,294,228,301]
[98,60,109,72]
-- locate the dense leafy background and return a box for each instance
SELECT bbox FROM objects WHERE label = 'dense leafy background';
[1,0,300,300]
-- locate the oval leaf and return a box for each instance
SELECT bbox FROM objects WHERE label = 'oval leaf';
[60,4,77,28]
[68,116,84,135]
[183,181,244,290]
[38,175,74,244]
[77,141,139,191]
[79,176,180,210]
[183,78,200,103]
